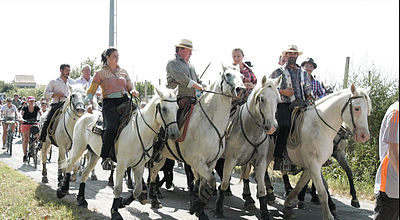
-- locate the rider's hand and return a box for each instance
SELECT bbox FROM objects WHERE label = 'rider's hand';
[87,105,93,114]
[193,83,204,91]
[131,89,139,97]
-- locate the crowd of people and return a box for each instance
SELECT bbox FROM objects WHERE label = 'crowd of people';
[0,40,398,220]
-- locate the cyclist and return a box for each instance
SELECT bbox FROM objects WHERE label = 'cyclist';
[20,96,41,162]
[1,98,18,149]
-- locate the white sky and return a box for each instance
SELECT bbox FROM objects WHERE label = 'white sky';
[1,0,398,88]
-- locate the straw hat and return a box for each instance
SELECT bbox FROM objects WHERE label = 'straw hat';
[175,39,193,50]
[301,57,317,69]
[282,45,303,56]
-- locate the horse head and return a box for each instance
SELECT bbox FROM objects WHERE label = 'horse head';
[68,84,87,117]
[155,87,180,141]
[342,84,371,143]
[249,75,282,134]
[220,64,246,99]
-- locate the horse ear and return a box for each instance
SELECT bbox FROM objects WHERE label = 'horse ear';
[173,86,179,96]
[350,83,357,95]
[221,63,227,72]
[261,75,267,87]
[365,86,371,95]
[155,87,163,98]
[274,75,282,87]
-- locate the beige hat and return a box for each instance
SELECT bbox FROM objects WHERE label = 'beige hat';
[282,44,303,56]
[175,39,193,50]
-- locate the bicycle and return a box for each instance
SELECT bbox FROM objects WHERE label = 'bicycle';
[24,120,40,168]
[5,120,16,156]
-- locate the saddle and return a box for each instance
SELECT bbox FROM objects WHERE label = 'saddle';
[175,97,196,142]
[90,100,138,162]
[47,107,63,147]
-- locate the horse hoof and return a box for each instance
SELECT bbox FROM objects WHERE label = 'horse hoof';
[111,211,123,220]
[351,199,360,208]
[297,201,305,209]
[244,197,256,210]
[151,199,162,209]
[77,198,88,208]
[42,176,48,183]
[138,192,147,205]
[283,206,295,219]
[108,181,114,187]
[212,210,224,218]
[90,175,98,181]
[56,188,67,199]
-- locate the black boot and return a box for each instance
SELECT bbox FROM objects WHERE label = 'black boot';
[111,197,123,220]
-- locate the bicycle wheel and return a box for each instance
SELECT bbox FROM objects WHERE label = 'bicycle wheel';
[7,131,13,156]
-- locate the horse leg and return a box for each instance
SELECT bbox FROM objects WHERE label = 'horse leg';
[282,172,293,197]
[320,172,337,218]
[77,151,99,207]
[241,163,256,209]
[41,142,51,183]
[70,160,81,182]
[88,151,97,180]
[57,145,67,187]
[297,177,310,209]
[255,158,270,220]
[308,165,334,220]
[126,167,133,189]
[334,149,359,208]
[148,158,166,209]
[184,162,195,193]
[283,169,311,219]
[264,170,275,204]
[57,142,87,199]
[122,165,145,207]
[136,177,148,205]
[111,163,126,219]
[108,168,114,187]
[190,160,216,220]
[214,157,236,218]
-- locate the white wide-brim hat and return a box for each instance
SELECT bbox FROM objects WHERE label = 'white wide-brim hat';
[282,44,303,56]
[175,39,193,50]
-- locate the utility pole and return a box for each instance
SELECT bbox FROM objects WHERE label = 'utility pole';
[343,57,350,89]
[144,80,148,103]
[109,0,117,47]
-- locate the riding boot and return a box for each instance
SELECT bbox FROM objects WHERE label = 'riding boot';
[101,129,116,170]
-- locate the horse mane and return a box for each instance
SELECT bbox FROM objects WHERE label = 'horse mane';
[248,76,279,105]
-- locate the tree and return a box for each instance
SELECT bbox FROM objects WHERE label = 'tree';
[0,80,16,94]
[70,57,102,79]
[135,81,155,100]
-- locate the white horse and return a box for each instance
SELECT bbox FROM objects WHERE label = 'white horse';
[148,66,246,220]
[281,84,371,220]
[214,75,281,220]
[40,84,87,186]
[56,88,180,217]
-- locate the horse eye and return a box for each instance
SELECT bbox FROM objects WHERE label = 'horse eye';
[354,107,360,111]
[162,107,167,112]
[226,73,232,78]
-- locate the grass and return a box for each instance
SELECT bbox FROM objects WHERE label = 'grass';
[0,161,105,220]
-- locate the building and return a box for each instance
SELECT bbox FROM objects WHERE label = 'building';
[13,75,36,88]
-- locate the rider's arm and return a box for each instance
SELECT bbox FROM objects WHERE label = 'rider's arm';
[86,71,101,103]
[44,80,55,100]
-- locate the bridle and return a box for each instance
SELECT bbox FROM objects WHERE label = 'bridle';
[202,72,236,98]
[131,98,178,168]
[245,96,268,130]
[315,94,365,134]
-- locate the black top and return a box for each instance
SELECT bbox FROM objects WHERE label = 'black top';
[22,106,40,122]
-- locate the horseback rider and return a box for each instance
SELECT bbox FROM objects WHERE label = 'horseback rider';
[301,57,326,99]
[85,48,139,170]
[38,64,71,148]
[269,45,313,171]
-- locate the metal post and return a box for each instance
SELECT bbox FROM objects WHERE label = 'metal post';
[159,79,161,86]
[109,0,115,47]
[144,80,148,103]
[343,57,350,89]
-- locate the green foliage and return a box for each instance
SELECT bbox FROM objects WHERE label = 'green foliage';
[135,81,155,100]
[0,80,16,94]
[7,87,46,100]
[323,64,399,199]
[70,57,102,79]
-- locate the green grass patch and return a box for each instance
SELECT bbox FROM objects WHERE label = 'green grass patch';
[0,161,105,219]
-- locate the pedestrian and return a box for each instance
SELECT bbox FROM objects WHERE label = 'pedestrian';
[374,101,399,220]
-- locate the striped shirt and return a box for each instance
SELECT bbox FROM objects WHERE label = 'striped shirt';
[310,76,326,99]
[374,101,399,198]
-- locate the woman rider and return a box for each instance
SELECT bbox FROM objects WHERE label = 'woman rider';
[20,96,41,163]
[85,48,139,170]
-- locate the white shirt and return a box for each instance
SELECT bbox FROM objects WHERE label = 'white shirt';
[1,104,18,118]
[69,76,101,93]
[44,77,70,103]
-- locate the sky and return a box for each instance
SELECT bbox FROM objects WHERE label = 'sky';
[0,0,399,88]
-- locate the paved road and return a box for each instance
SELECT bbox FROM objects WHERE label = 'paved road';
[0,135,375,220]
